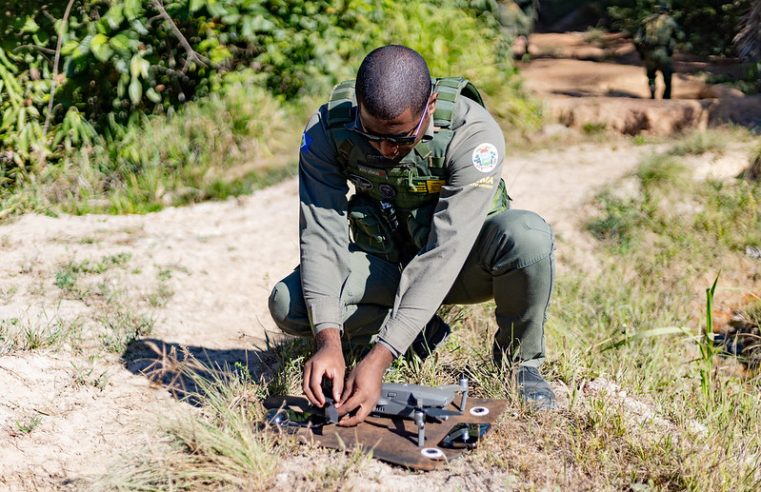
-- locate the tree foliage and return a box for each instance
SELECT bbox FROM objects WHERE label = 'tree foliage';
[1,0,523,198]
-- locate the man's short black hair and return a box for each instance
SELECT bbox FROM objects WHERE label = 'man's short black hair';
[356,45,432,120]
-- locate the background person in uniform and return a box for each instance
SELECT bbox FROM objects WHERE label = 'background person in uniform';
[268,45,556,425]
[634,2,682,99]
[514,0,540,58]
[493,0,540,59]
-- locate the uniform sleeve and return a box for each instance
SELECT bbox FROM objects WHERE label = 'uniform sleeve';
[298,108,351,335]
[376,104,506,356]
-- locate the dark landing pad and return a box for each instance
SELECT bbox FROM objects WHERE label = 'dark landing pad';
[263,396,507,471]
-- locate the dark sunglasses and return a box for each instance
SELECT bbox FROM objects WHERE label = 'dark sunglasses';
[354,94,432,146]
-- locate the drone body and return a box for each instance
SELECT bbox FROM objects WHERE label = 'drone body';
[373,381,463,419]
[371,378,470,447]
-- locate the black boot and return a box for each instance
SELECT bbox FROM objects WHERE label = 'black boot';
[516,366,556,410]
[410,315,451,360]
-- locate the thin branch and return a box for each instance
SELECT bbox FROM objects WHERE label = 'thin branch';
[151,0,209,71]
[40,7,57,24]
[42,0,76,137]
[13,44,57,55]
[145,14,164,28]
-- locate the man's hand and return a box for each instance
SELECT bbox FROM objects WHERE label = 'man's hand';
[303,328,345,407]
[337,344,394,427]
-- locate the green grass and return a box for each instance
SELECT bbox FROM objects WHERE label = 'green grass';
[69,360,111,391]
[99,308,155,354]
[667,130,727,157]
[55,253,132,299]
[145,268,176,308]
[0,284,19,303]
[92,355,294,491]
[582,121,608,136]
[14,415,42,435]
[0,312,83,354]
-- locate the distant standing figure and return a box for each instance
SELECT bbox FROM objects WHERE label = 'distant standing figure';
[515,0,540,57]
[634,2,682,99]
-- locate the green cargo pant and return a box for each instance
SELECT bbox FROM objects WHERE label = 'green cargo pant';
[268,208,554,368]
[644,49,673,99]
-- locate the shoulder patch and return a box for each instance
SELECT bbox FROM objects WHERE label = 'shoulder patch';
[472,143,499,173]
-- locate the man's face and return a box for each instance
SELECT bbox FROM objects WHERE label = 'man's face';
[357,94,437,161]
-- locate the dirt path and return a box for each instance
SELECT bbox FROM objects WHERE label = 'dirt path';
[0,33,757,490]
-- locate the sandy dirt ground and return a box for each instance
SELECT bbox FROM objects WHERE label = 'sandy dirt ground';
[0,33,758,490]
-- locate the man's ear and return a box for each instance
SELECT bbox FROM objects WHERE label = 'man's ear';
[428,93,438,114]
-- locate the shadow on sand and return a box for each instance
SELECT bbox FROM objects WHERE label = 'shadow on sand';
[120,336,311,404]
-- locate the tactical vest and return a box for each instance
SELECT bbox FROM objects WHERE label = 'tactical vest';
[326,77,509,264]
[641,14,675,48]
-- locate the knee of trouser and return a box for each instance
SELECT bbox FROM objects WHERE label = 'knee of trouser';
[268,281,289,326]
[481,209,554,275]
[268,280,310,337]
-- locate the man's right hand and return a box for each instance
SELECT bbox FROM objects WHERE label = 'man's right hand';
[303,328,345,408]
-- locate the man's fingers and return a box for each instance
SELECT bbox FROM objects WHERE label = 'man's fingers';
[337,390,363,417]
[338,401,373,427]
[342,401,373,427]
[331,371,344,403]
[309,369,326,407]
[303,363,317,406]
[337,376,355,409]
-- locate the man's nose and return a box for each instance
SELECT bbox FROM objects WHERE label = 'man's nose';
[378,140,399,158]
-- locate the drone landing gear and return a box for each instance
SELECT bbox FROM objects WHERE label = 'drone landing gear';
[412,376,470,447]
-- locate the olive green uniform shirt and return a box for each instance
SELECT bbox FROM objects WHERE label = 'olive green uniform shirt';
[298,97,505,357]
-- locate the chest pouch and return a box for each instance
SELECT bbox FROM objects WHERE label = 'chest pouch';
[347,194,400,264]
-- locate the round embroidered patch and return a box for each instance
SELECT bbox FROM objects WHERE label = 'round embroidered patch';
[471,143,499,173]
[348,174,374,192]
[379,184,396,199]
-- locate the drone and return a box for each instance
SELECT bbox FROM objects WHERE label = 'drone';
[266,376,489,448]
[372,377,469,447]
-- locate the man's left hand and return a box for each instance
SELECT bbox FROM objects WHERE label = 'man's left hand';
[336,344,394,427]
